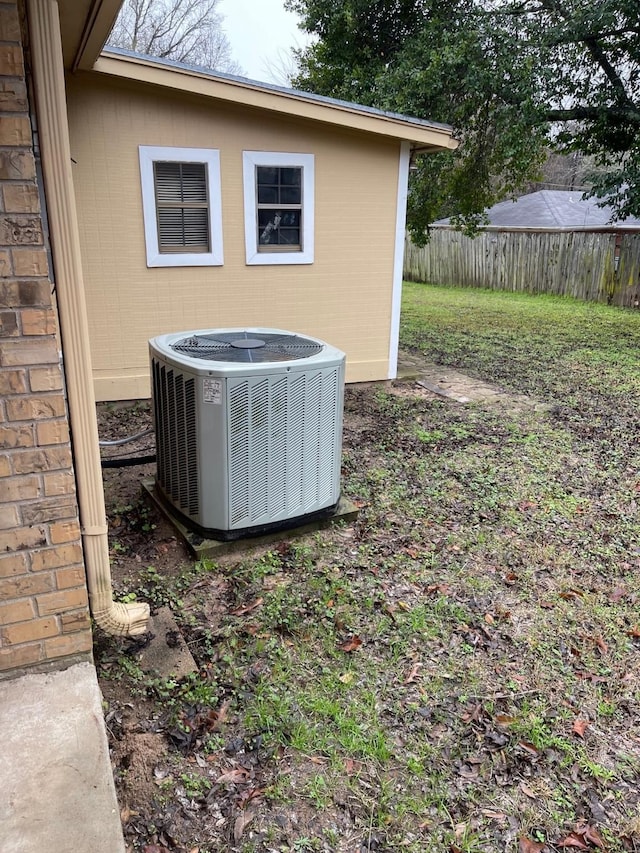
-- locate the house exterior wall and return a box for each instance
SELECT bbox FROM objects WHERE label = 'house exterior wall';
[65,72,402,401]
[0,0,92,676]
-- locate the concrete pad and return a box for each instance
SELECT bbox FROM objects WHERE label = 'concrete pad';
[143,479,359,560]
[0,662,125,853]
[137,606,198,679]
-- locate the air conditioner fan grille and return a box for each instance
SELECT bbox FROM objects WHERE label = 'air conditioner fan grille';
[171,331,323,363]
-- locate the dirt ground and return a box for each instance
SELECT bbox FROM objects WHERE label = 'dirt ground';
[95,355,640,853]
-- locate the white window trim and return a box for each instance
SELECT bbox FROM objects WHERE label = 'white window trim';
[139,145,224,267]
[243,151,314,265]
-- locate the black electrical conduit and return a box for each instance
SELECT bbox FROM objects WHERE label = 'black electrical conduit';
[99,427,156,469]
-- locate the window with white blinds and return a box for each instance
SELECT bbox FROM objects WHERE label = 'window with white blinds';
[154,162,210,253]
[139,146,223,267]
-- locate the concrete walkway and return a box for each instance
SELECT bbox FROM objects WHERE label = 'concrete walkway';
[397,351,550,412]
[0,662,125,853]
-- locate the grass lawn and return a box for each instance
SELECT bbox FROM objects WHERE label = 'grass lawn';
[98,283,640,853]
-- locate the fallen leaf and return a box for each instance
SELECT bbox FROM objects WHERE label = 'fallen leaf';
[610,585,626,603]
[404,662,422,683]
[560,589,584,600]
[495,714,516,725]
[519,837,545,853]
[233,808,256,843]
[594,635,608,654]
[338,635,362,653]
[215,767,251,785]
[230,598,263,616]
[557,833,589,849]
[484,613,495,625]
[573,718,589,737]
[582,824,606,850]
[627,626,640,638]
[518,741,541,756]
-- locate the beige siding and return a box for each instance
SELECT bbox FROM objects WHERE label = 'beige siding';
[66,74,401,400]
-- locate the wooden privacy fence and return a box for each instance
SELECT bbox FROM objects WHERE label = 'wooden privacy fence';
[404,230,640,308]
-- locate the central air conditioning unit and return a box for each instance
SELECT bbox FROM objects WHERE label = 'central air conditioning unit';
[149,328,345,540]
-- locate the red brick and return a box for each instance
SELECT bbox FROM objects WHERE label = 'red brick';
[0,79,28,112]
[55,566,85,590]
[0,4,21,41]
[61,610,91,634]
[20,496,77,525]
[0,368,26,394]
[0,310,18,336]
[0,572,54,600]
[6,394,65,421]
[3,183,39,213]
[35,419,70,446]
[0,552,28,578]
[0,642,43,671]
[50,521,81,545]
[11,248,48,276]
[0,337,58,367]
[36,586,88,617]
[0,473,40,502]
[43,470,76,497]
[0,215,43,246]
[31,542,83,572]
[0,150,36,182]
[0,423,33,448]
[2,615,58,644]
[0,47,25,81]
[0,249,10,276]
[28,365,63,392]
[0,525,47,553]
[14,280,51,307]
[11,446,72,474]
[0,598,35,625]
[20,309,56,337]
[0,503,19,529]
[44,631,92,660]
[0,455,11,477]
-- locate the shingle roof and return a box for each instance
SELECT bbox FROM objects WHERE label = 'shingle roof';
[436,190,640,231]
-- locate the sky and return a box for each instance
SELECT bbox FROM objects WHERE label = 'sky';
[217,0,309,83]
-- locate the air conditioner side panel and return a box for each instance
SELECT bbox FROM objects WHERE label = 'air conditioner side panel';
[225,362,344,531]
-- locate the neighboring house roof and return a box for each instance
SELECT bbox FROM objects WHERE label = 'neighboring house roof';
[92,48,458,153]
[435,190,640,232]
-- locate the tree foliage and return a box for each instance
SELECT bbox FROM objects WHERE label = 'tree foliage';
[108,0,240,73]
[287,0,640,240]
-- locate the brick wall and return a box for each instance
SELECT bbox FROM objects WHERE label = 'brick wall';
[0,0,92,675]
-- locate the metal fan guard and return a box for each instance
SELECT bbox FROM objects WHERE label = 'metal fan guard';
[171,330,324,363]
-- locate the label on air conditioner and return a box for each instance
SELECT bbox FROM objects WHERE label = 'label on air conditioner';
[203,378,222,404]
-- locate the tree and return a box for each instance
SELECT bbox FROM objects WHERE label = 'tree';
[286,0,640,241]
[108,0,241,74]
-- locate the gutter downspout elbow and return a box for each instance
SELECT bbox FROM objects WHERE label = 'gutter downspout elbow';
[28,0,149,636]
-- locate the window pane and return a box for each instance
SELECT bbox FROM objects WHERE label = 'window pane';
[257,185,278,204]
[257,166,278,185]
[280,168,301,186]
[279,227,300,245]
[280,186,301,204]
[257,209,301,246]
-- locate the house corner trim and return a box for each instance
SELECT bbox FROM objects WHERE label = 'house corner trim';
[388,141,411,379]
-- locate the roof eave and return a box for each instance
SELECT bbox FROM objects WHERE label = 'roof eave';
[92,51,458,150]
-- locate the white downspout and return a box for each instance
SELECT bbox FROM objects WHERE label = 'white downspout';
[27,0,149,635]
